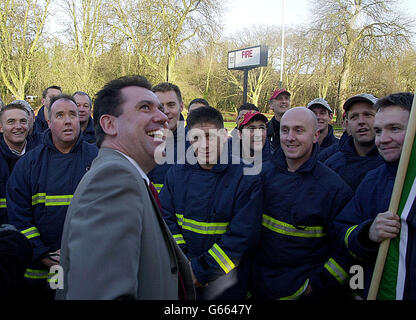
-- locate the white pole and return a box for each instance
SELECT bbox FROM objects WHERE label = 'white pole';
[280,0,286,88]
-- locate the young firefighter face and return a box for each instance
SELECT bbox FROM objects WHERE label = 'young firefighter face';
[189,122,228,170]
[240,120,267,154]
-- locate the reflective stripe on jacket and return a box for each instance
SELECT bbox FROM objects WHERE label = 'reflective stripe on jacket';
[159,153,262,293]
[6,130,98,273]
[250,144,353,300]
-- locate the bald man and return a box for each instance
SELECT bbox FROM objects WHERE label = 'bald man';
[250,107,353,300]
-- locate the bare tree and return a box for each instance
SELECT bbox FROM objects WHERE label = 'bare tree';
[0,0,50,99]
[109,0,222,83]
[63,0,109,92]
[309,0,414,120]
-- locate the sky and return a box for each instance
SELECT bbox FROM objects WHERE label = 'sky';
[223,0,416,36]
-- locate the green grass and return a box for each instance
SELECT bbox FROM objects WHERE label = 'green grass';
[224,122,236,130]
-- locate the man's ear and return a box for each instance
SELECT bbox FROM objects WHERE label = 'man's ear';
[180,101,184,113]
[313,129,320,144]
[99,114,117,136]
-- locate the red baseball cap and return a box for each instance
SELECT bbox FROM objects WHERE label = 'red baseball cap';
[238,110,268,129]
[270,88,291,100]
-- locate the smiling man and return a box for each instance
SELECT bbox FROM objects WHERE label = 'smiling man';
[6,95,98,300]
[160,106,262,300]
[237,110,271,167]
[148,82,189,193]
[307,98,338,153]
[57,76,194,300]
[267,88,291,151]
[333,92,414,299]
[250,107,353,300]
[0,104,30,224]
[325,93,383,191]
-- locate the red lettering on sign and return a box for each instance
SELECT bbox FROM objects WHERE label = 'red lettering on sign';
[241,50,253,58]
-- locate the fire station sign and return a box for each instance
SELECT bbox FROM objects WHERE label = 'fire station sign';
[227,45,268,70]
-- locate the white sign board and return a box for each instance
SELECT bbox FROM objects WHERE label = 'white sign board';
[228,45,268,70]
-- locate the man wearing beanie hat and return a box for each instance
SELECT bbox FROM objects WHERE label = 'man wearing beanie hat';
[324,93,383,191]
[267,88,291,151]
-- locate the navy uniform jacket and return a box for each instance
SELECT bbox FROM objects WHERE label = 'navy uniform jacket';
[266,117,280,152]
[333,162,400,298]
[82,117,96,144]
[324,135,383,191]
[33,106,49,135]
[6,130,98,282]
[318,131,349,163]
[250,144,353,300]
[320,124,339,153]
[159,153,263,299]
[0,226,33,297]
[0,135,39,224]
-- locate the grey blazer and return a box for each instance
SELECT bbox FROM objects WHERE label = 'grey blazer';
[56,148,195,300]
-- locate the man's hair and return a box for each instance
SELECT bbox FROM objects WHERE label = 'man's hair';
[189,98,209,108]
[42,85,62,99]
[152,82,183,104]
[375,92,414,112]
[0,103,29,122]
[72,91,92,109]
[186,106,224,129]
[237,103,259,114]
[94,75,153,148]
[48,94,78,120]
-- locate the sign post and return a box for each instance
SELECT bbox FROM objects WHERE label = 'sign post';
[228,45,268,104]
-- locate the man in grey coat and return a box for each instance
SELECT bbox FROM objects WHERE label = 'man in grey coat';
[56,75,195,300]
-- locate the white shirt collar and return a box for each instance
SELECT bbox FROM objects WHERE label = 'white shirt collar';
[9,140,27,156]
[114,150,149,186]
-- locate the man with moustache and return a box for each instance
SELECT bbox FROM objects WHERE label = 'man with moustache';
[6,95,98,300]
[250,107,353,300]
[325,94,383,191]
